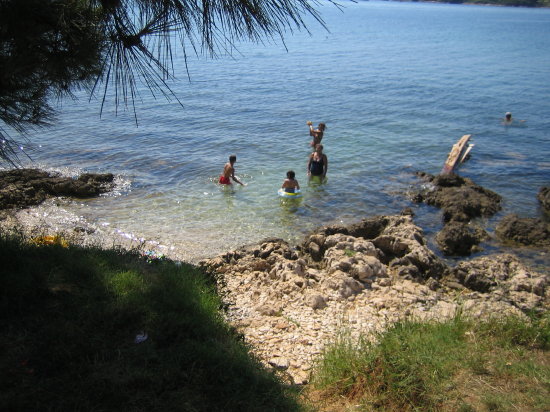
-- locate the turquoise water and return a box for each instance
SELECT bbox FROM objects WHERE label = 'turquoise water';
[12,1,550,263]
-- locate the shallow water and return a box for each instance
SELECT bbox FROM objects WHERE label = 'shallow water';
[7,1,550,267]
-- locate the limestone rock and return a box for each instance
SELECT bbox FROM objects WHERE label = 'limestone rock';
[200,216,549,385]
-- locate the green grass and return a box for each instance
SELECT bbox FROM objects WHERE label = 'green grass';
[0,233,302,412]
[310,313,550,411]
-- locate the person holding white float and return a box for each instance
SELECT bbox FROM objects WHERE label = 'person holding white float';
[306,121,326,148]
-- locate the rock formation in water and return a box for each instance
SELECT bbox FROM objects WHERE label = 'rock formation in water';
[0,168,115,211]
[412,172,501,256]
[496,214,550,247]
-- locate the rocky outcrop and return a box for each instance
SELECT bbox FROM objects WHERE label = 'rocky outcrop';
[413,172,501,256]
[538,187,550,214]
[496,214,550,247]
[0,169,114,210]
[302,215,447,279]
[414,172,501,223]
[449,253,548,313]
[435,221,489,256]
[200,215,548,385]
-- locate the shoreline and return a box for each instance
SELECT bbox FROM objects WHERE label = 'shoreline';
[1,169,548,271]
[2,196,548,273]
[2,170,548,384]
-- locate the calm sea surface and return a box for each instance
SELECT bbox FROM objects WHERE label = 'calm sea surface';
[11,1,550,266]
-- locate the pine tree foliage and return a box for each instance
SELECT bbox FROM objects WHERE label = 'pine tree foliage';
[0,0,327,164]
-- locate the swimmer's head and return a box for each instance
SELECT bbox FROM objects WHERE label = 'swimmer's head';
[229,154,237,163]
[318,122,326,131]
[505,112,512,120]
[287,170,295,179]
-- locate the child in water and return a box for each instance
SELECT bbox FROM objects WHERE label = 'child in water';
[281,170,300,193]
[306,121,326,147]
[219,154,244,185]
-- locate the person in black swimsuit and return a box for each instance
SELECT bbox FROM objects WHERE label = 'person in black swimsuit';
[307,144,328,179]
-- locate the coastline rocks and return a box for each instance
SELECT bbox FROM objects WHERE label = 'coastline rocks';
[200,215,549,384]
[538,186,550,214]
[302,215,447,279]
[435,221,489,255]
[495,214,550,247]
[413,172,502,256]
[448,253,548,313]
[414,172,502,223]
[0,169,114,211]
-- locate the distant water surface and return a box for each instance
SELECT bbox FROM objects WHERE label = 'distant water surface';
[12,1,550,266]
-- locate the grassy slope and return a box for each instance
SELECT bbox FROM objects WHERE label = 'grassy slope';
[309,314,550,411]
[0,234,301,412]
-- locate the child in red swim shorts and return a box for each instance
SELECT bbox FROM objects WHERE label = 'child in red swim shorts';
[219,155,244,185]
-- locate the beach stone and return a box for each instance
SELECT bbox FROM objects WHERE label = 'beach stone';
[268,357,289,370]
[305,293,327,310]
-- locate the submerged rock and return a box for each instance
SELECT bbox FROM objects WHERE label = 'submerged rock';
[435,221,489,256]
[496,214,550,247]
[413,172,502,256]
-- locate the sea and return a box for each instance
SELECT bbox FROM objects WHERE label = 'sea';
[7,1,550,268]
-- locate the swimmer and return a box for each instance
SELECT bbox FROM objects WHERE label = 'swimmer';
[502,112,526,125]
[503,112,513,125]
[281,170,300,193]
[306,121,327,147]
[219,154,244,185]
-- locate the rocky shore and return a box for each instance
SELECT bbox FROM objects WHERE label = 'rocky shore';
[198,175,549,384]
[2,168,549,385]
[200,215,549,384]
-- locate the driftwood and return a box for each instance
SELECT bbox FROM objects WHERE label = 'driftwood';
[441,134,472,174]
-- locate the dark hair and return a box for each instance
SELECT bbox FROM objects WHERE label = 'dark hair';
[287,170,295,179]
[229,155,237,162]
